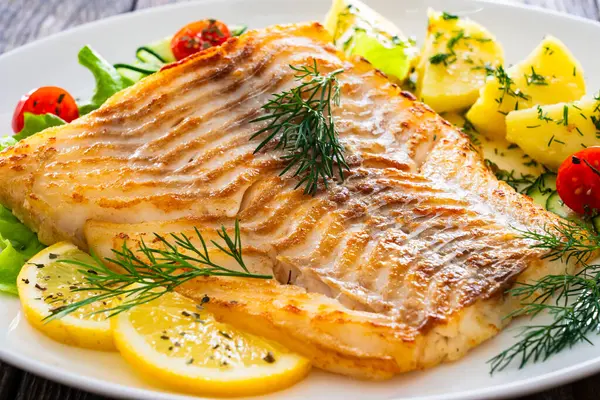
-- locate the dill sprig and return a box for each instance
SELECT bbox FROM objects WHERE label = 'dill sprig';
[524,66,548,86]
[493,66,530,106]
[488,221,600,373]
[516,220,599,265]
[484,159,536,193]
[251,60,348,195]
[47,220,271,320]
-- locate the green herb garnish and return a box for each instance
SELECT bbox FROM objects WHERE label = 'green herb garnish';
[429,53,453,65]
[47,220,271,320]
[250,61,348,195]
[484,159,536,192]
[494,66,530,106]
[537,105,553,123]
[489,221,600,373]
[524,66,548,86]
[442,12,459,20]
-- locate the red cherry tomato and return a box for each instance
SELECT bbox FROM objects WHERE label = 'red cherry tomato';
[556,147,600,214]
[12,86,79,133]
[170,19,231,61]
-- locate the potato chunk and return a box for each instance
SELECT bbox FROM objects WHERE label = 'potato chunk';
[506,97,600,168]
[416,9,503,113]
[466,36,586,140]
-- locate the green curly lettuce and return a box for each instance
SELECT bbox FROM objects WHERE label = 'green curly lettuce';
[78,45,134,115]
[14,112,66,141]
[0,206,44,295]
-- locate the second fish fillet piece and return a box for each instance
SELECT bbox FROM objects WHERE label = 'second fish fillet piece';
[0,23,572,379]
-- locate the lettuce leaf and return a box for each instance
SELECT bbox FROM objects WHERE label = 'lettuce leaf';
[13,112,66,141]
[0,136,17,152]
[0,205,44,295]
[0,237,26,295]
[78,45,134,115]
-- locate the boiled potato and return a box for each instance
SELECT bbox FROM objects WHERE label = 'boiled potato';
[506,97,600,168]
[466,36,586,140]
[416,9,504,113]
[443,112,543,188]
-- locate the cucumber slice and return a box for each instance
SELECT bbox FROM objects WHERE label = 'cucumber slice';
[526,172,557,207]
[593,216,600,234]
[546,191,585,222]
[115,37,175,84]
[137,36,176,65]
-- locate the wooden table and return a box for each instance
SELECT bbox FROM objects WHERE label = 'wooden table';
[1,0,600,399]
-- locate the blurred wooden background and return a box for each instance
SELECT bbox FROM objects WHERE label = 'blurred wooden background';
[0,0,599,399]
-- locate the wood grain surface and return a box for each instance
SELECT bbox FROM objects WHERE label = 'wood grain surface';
[0,0,599,399]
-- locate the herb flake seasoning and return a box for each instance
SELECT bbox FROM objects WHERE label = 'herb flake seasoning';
[524,66,548,86]
[441,11,459,20]
[263,351,276,363]
[219,331,232,339]
[429,53,453,65]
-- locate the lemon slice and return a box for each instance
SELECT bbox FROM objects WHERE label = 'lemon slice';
[17,242,115,351]
[113,291,311,397]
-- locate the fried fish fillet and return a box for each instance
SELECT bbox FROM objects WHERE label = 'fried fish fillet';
[0,23,573,379]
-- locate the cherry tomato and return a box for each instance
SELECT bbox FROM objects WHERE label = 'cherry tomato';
[556,147,600,214]
[170,19,231,61]
[12,86,79,133]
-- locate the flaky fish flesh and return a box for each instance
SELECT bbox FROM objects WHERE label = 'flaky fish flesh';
[0,23,573,379]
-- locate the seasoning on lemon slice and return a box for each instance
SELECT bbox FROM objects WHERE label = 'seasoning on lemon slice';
[17,242,116,351]
[112,290,311,397]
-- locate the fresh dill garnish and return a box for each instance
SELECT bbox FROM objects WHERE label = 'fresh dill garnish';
[472,63,495,75]
[429,29,491,67]
[523,159,538,167]
[46,221,271,320]
[462,118,480,145]
[558,105,569,126]
[442,11,459,20]
[447,30,465,52]
[493,66,530,106]
[591,115,600,131]
[489,221,600,374]
[537,105,553,123]
[524,66,548,86]
[429,53,453,65]
[484,159,536,192]
[251,61,348,195]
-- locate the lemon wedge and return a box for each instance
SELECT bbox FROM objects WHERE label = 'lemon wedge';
[17,242,116,351]
[112,290,311,397]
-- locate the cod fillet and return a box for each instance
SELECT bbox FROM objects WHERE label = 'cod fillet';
[0,23,573,379]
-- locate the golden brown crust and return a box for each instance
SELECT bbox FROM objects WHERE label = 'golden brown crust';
[0,22,573,379]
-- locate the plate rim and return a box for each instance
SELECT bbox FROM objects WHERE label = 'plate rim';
[1,0,600,399]
[1,0,599,63]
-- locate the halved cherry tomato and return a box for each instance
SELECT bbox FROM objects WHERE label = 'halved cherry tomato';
[12,86,79,133]
[170,19,231,61]
[556,147,600,214]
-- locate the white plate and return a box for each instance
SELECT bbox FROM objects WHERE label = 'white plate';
[1,0,600,399]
